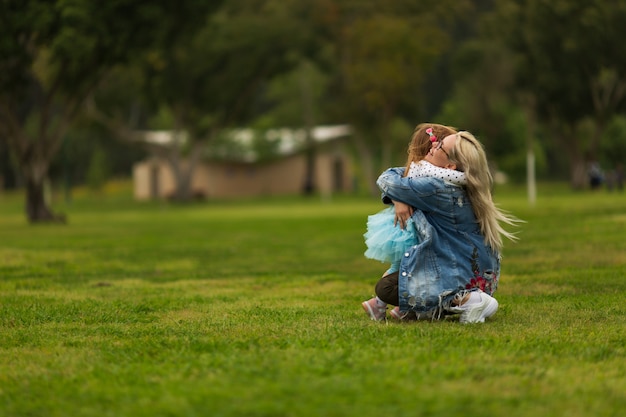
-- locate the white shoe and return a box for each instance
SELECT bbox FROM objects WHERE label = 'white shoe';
[450,291,499,323]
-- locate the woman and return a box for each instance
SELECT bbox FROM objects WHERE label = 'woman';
[363,123,464,277]
[362,130,519,323]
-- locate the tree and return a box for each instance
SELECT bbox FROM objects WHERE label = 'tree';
[489,0,626,188]
[0,0,219,222]
[437,40,546,183]
[312,0,473,194]
[90,0,316,201]
[85,146,109,192]
[249,59,332,195]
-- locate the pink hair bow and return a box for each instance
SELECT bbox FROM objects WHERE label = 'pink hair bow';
[426,127,437,142]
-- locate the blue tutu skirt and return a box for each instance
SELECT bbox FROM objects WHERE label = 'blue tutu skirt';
[364,206,418,264]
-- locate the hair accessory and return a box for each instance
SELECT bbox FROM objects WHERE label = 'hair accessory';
[426,127,437,142]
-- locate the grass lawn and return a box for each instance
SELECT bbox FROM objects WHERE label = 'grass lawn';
[1,182,625,417]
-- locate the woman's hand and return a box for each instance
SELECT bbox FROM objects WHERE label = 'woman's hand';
[393,200,414,230]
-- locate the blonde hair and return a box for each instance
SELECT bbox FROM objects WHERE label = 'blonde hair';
[448,131,520,252]
[404,123,457,177]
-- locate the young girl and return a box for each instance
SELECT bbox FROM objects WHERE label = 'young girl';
[364,123,461,273]
[363,123,461,320]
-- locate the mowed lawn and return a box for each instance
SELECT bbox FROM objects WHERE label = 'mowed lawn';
[1,183,625,417]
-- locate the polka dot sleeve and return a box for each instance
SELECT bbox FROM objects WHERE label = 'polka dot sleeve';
[407,161,467,185]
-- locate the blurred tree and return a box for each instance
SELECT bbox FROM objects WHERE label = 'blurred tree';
[47,119,147,198]
[312,0,473,194]
[253,60,330,129]
[599,115,626,170]
[437,40,547,182]
[0,0,218,222]
[91,0,316,200]
[0,138,18,189]
[85,146,109,192]
[250,59,332,194]
[488,0,626,188]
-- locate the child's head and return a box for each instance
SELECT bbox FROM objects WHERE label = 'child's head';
[406,123,458,165]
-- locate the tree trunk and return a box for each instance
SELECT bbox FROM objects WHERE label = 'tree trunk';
[165,141,204,201]
[352,132,378,196]
[165,157,191,201]
[302,145,316,195]
[300,61,316,195]
[379,110,394,173]
[570,158,589,190]
[24,170,65,223]
[551,122,588,190]
[2,85,80,223]
[562,136,588,190]
[2,119,67,223]
[380,130,393,174]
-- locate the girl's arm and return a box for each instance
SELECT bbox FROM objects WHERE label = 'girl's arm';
[392,200,413,230]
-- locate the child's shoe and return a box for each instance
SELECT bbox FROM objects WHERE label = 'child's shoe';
[362,297,387,321]
[389,306,417,321]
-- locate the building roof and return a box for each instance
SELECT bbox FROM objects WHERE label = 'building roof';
[139,125,352,162]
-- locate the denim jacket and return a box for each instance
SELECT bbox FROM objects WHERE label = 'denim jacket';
[377,168,501,316]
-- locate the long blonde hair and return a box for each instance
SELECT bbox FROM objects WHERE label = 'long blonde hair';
[448,131,520,252]
[404,123,457,176]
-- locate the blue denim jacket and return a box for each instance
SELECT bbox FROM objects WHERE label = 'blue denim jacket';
[377,168,501,316]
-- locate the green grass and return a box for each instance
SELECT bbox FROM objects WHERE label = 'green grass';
[1,183,625,417]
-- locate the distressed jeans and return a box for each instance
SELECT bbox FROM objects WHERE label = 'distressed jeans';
[374,271,468,319]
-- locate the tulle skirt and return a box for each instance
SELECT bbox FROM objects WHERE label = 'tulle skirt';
[364,206,418,264]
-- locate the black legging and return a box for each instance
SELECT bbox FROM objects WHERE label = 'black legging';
[375,271,399,305]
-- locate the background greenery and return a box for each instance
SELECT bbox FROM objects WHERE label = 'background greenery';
[1,182,625,416]
[3,0,626,222]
